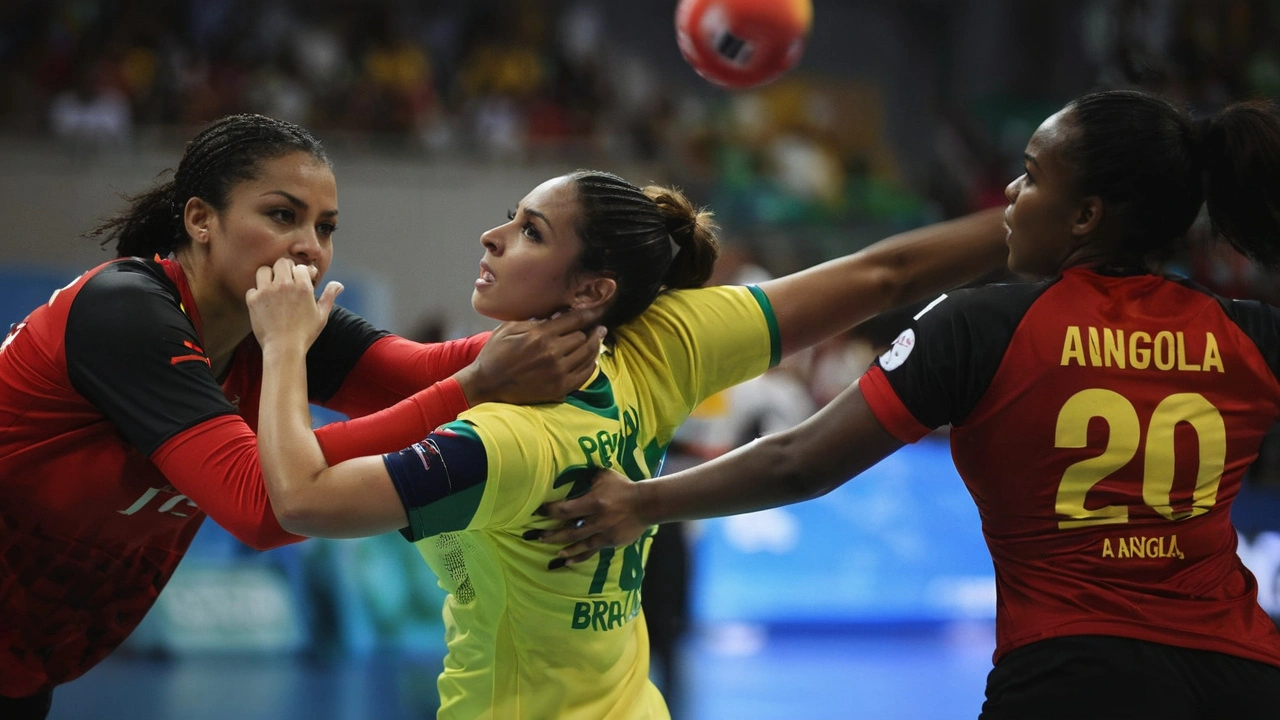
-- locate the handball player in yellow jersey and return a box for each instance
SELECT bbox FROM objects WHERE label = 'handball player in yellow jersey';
[247,169,1007,718]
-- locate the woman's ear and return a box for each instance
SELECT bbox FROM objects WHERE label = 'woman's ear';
[183,197,214,246]
[1071,196,1104,238]
[571,276,617,310]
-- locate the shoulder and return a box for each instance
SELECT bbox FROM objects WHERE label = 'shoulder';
[68,259,186,340]
[925,279,1056,320]
[79,257,178,299]
[457,402,546,441]
[900,280,1055,351]
[74,258,182,320]
[621,284,772,351]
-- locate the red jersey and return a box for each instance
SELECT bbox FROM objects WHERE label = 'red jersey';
[0,257,484,695]
[861,266,1280,668]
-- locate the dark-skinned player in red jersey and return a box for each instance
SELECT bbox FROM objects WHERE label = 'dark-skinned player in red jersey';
[538,90,1280,719]
[0,114,603,719]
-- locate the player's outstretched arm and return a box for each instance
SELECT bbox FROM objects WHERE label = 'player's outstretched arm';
[539,380,904,564]
[762,207,1005,357]
[248,259,414,537]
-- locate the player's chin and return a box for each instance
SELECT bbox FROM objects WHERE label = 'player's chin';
[1006,248,1051,278]
[471,293,521,323]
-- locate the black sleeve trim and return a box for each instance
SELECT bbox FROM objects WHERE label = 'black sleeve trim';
[65,260,237,456]
[1211,295,1280,382]
[305,305,390,403]
[878,280,1054,428]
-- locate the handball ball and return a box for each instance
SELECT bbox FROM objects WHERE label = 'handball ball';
[676,0,813,90]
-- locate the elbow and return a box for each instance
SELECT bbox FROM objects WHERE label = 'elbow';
[264,480,322,537]
[766,432,848,503]
[868,256,913,313]
[271,499,320,537]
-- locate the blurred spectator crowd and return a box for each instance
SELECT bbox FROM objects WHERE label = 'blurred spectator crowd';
[1,0,1278,300]
[0,0,679,162]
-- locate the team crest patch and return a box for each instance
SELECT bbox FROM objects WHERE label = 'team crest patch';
[879,328,915,371]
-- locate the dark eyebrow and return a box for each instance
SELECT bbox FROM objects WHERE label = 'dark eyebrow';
[263,190,338,218]
[1023,152,1040,169]
[523,207,553,231]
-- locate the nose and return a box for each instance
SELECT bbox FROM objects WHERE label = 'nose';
[292,228,326,266]
[480,225,503,255]
[1004,175,1022,203]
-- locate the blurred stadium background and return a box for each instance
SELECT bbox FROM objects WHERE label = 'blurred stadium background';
[2,1,1280,718]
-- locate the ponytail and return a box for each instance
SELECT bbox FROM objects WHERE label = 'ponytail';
[645,185,719,290]
[87,179,183,258]
[569,170,720,330]
[1202,99,1280,269]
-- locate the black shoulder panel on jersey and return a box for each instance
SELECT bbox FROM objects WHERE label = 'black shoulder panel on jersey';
[879,279,1055,429]
[305,305,391,403]
[65,259,237,456]
[1161,273,1280,382]
[1210,294,1280,382]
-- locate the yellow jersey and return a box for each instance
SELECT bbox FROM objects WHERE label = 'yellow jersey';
[383,285,778,719]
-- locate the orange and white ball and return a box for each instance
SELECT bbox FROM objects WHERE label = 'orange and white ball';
[675,0,813,90]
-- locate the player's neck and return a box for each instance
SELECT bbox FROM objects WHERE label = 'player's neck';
[176,257,253,374]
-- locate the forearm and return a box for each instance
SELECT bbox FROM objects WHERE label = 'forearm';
[315,378,469,463]
[258,343,332,520]
[151,415,304,550]
[638,384,906,524]
[766,207,1007,356]
[638,431,826,524]
[874,207,1007,306]
[323,333,486,417]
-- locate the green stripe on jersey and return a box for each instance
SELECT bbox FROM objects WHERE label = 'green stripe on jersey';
[564,372,618,419]
[747,285,782,368]
[407,482,485,535]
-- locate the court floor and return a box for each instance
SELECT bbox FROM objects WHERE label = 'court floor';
[50,621,996,720]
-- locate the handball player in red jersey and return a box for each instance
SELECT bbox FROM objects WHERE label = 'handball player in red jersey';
[0,113,602,719]
[542,90,1280,719]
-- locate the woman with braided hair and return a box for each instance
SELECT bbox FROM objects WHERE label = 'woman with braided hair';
[246,168,1009,718]
[0,113,603,718]
[541,91,1280,719]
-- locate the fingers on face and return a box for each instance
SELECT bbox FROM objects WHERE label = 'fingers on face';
[290,263,314,286]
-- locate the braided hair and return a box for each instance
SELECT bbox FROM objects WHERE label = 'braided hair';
[90,114,330,258]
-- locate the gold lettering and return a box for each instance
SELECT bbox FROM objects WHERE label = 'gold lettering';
[1175,332,1199,371]
[1203,333,1224,373]
[1088,327,1102,366]
[1130,331,1151,369]
[1062,326,1085,367]
[1130,537,1147,558]
[1059,328,1222,373]
[1104,328,1125,368]
[1154,331,1175,371]
[1100,534,1186,560]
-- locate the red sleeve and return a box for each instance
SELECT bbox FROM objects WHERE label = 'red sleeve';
[315,376,471,463]
[323,332,489,418]
[150,414,303,550]
[860,366,932,443]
